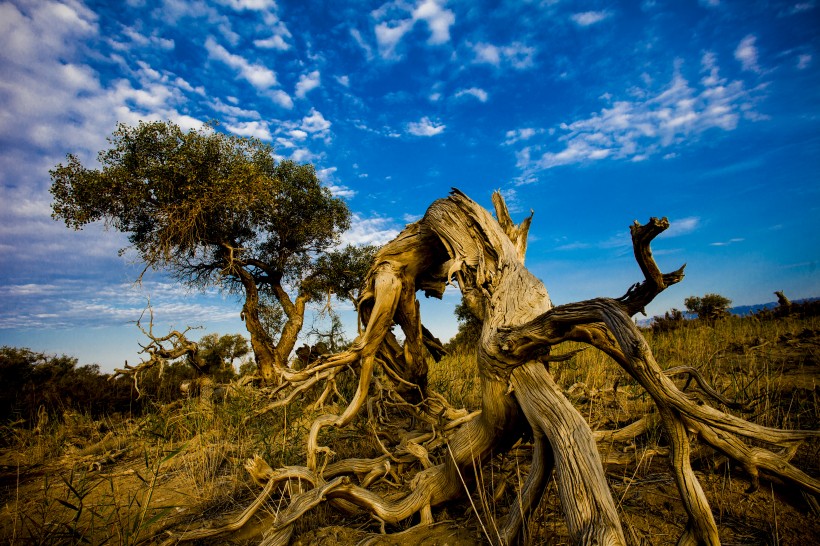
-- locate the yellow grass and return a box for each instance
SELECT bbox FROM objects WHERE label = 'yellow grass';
[0,314,817,544]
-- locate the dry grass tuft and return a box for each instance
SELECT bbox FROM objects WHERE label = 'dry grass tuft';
[0,315,817,544]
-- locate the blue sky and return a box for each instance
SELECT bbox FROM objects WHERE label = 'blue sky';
[0,0,818,372]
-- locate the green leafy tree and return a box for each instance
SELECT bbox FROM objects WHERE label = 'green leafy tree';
[446,300,482,351]
[684,293,732,321]
[194,333,249,381]
[51,121,372,383]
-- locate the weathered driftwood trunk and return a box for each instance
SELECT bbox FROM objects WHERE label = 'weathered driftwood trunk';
[422,191,625,544]
[172,189,819,546]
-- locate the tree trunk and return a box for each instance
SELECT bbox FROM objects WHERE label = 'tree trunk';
[236,267,279,383]
[271,282,307,377]
[183,189,819,546]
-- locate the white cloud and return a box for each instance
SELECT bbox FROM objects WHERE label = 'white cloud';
[734,34,760,73]
[371,0,455,59]
[412,0,455,45]
[326,184,357,199]
[661,217,700,238]
[217,0,277,11]
[571,11,611,27]
[0,1,97,64]
[336,75,350,87]
[709,237,746,246]
[504,128,540,145]
[0,278,239,330]
[710,237,744,246]
[407,116,446,136]
[0,1,205,157]
[498,188,523,214]
[295,70,321,98]
[225,120,272,140]
[316,167,356,198]
[205,37,278,88]
[350,28,375,60]
[788,2,815,14]
[797,54,812,70]
[471,42,535,70]
[699,0,720,7]
[374,19,414,59]
[209,98,261,120]
[342,215,400,246]
[300,108,331,136]
[253,19,292,50]
[455,87,488,102]
[254,34,289,50]
[118,26,175,50]
[513,59,758,174]
[266,89,294,109]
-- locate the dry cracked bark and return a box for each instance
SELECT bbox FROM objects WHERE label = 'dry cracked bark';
[172,189,818,546]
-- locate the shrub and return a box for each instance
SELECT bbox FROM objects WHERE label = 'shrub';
[684,293,732,321]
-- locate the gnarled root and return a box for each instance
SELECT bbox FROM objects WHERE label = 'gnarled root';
[498,297,820,544]
[510,361,626,545]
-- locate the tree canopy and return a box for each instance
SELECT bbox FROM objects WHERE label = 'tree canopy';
[684,293,732,321]
[51,121,374,382]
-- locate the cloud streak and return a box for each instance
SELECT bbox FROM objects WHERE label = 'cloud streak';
[571,11,611,27]
[734,35,761,73]
[371,0,456,59]
[513,56,761,176]
[205,37,278,89]
[407,116,446,136]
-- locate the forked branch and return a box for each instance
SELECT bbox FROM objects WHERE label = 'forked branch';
[111,304,202,395]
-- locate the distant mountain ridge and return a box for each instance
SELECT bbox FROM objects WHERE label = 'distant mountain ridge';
[637,297,820,326]
[728,296,820,316]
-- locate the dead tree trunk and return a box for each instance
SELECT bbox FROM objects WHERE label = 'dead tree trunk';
[172,189,819,546]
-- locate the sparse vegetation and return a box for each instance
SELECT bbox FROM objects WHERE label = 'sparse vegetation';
[7,177,811,544]
[0,312,817,544]
[3,190,819,544]
[685,293,733,321]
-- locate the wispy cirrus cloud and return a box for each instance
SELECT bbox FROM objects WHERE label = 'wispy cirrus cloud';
[513,54,762,177]
[205,37,278,88]
[735,34,761,73]
[470,41,535,69]
[216,0,278,11]
[0,278,238,330]
[661,217,701,238]
[371,0,455,60]
[710,237,744,246]
[341,215,400,246]
[407,116,446,136]
[455,87,488,102]
[571,10,612,27]
[254,20,292,50]
[350,28,375,60]
[555,216,700,252]
[796,54,812,69]
[504,127,544,145]
[114,26,174,50]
